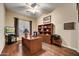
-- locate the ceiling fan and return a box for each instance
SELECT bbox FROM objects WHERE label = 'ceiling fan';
[25,3,40,14]
[13,3,39,12]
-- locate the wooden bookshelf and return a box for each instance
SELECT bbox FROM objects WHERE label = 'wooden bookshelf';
[38,23,54,44]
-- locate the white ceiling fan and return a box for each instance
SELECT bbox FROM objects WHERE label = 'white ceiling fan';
[5,3,63,18]
[10,3,40,14]
[25,3,40,14]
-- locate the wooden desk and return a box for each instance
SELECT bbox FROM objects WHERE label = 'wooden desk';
[22,36,42,55]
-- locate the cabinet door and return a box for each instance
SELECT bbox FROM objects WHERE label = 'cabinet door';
[44,35,51,44]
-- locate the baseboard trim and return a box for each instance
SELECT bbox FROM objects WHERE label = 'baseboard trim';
[62,44,79,53]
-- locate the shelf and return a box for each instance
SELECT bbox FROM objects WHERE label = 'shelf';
[38,23,54,44]
[45,31,50,32]
[38,23,53,35]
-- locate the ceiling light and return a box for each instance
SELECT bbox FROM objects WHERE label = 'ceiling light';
[31,3,37,8]
[26,3,40,14]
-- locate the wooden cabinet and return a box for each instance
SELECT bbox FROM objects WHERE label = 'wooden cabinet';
[43,35,51,44]
[38,23,54,35]
[38,23,54,44]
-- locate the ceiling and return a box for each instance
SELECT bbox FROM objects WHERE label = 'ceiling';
[5,3,63,18]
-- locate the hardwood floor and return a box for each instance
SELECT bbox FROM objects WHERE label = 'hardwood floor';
[1,40,79,56]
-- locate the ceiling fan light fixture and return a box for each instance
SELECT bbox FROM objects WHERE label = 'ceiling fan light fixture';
[26,3,40,14]
[31,3,37,8]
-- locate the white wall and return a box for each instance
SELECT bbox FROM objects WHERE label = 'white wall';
[5,10,37,35]
[77,20,79,51]
[0,3,5,54]
[37,3,78,51]
[77,5,79,51]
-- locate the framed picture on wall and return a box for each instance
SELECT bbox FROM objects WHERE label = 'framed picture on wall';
[43,15,51,24]
[64,22,75,30]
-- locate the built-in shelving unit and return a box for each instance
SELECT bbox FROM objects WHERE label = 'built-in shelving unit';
[38,23,53,35]
[38,23,54,44]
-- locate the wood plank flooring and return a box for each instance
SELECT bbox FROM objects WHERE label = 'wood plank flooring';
[1,40,79,56]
